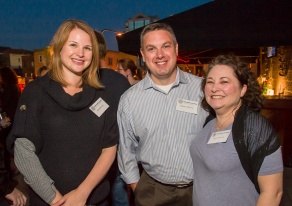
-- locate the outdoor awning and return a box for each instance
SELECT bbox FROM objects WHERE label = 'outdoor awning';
[117,0,292,64]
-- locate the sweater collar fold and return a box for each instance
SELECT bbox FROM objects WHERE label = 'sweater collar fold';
[38,74,96,111]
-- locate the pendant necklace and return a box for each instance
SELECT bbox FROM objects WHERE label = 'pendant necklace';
[215,113,234,131]
[216,102,242,131]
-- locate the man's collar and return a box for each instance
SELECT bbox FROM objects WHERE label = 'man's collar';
[142,67,188,90]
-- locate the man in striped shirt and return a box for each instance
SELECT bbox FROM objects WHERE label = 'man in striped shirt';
[117,23,209,206]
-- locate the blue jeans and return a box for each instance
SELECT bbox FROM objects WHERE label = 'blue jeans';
[110,170,130,206]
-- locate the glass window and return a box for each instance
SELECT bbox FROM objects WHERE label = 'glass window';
[134,20,144,29]
[129,22,134,31]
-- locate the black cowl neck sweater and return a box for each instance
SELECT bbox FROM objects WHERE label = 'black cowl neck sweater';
[8,73,118,205]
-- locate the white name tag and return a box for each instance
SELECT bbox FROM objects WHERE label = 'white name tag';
[89,98,109,117]
[176,99,198,114]
[207,130,231,144]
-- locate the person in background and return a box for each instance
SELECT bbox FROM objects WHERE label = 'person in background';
[37,66,49,77]
[190,54,283,206]
[0,66,26,206]
[0,113,26,206]
[117,23,209,206]
[7,19,118,206]
[0,67,21,131]
[94,30,131,206]
[116,58,141,85]
[1,120,27,206]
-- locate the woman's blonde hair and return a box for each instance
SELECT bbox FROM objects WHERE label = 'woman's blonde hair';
[48,19,102,88]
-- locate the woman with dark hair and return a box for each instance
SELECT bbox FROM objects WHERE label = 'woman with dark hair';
[0,67,26,206]
[116,58,141,85]
[0,67,20,121]
[190,54,283,205]
[7,19,118,206]
[0,67,20,165]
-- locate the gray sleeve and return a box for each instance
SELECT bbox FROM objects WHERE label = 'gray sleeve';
[258,147,283,176]
[14,138,57,204]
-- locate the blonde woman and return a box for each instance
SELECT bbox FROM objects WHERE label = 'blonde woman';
[7,20,117,206]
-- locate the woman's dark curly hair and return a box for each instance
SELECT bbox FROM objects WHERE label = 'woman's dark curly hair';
[0,66,18,85]
[201,54,263,113]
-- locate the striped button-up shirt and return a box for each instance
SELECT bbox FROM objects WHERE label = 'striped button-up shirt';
[117,68,209,184]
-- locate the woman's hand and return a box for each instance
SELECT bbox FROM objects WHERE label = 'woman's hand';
[0,116,11,128]
[50,190,63,206]
[5,188,27,206]
[53,189,87,206]
[51,146,117,206]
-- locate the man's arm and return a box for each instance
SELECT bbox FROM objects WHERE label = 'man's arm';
[117,97,141,188]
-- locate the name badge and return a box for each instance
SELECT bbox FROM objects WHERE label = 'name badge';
[89,98,109,117]
[207,130,231,144]
[176,99,198,114]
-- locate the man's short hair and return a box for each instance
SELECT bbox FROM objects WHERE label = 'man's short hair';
[140,23,177,48]
[94,31,107,59]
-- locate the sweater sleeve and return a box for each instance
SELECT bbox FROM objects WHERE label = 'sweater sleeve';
[6,81,44,154]
[233,105,281,193]
[14,138,56,204]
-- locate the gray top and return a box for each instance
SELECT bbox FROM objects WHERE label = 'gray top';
[14,138,56,204]
[190,119,283,206]
[117,69,209,184]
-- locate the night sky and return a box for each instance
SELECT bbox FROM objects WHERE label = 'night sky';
[0,0,212,51]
